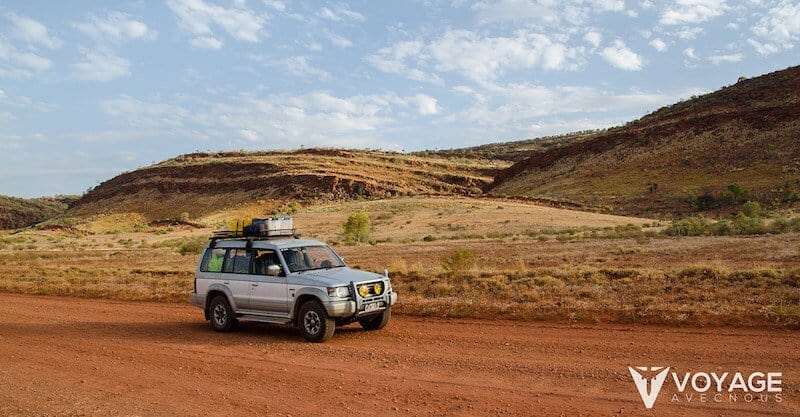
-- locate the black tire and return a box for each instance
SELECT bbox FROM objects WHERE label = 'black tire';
[208,295,237,332]
[359,307,391,331]
[297,300,335,342]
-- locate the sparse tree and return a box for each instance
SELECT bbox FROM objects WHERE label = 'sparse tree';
[342,211,372,245]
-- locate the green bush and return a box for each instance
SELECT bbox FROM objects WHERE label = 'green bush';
[665,216,711,236]
[441,247,476,277]
[732,212,767,235]
[342,211,372,245]
[741,201,762,218]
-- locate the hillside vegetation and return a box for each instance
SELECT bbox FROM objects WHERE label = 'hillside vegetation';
[0,196,72,229]
[67,66,800,220]
[69,149,508,220]
[491,65,800,217]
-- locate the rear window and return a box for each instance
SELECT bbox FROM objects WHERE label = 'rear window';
[223,249,251,274]
[201,248,226,273]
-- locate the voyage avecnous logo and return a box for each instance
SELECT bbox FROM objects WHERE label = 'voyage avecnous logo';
[628,366,783,409]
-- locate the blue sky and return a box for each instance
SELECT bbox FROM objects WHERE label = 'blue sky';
[0,0,798,197]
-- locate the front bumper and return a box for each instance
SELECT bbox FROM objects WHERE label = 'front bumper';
[324,290,398,318]
[323,299,356,317]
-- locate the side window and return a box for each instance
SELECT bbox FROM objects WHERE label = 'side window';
[201,248,226,273]
[223,249,251,274]
[252,250,281,275]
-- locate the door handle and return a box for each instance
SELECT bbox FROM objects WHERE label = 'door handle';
[223,281,230,285]
[251,283,259,286]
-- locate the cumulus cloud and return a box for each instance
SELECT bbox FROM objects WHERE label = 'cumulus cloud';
[428,29,581,81]
[708,52,742,64]
[0,39,52,74]
[190,36,223,49]
[660,0,729,25]
[318,5,365,22]
[74,12,158,42]
[411,94,439,115]
[325,31,353,48]
[472,0,627,27]
[364,40,443,85]
[101,90,435,148]
[272,56,330,80]
[748,0,800,55]
[5,13,62,49]
[584,31,602,48]
[72,48,130,82]
[166,0,266,46]
[443,80,706,136]
[650,38,667,51]
[600,39,643,71]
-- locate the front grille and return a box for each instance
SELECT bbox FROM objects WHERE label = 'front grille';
[357,281,385,297]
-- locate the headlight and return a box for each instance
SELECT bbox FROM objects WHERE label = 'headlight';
[327,286,350,298]
[373,282,383,295]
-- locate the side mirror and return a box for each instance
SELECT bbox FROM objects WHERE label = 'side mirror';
[267,264,281,276]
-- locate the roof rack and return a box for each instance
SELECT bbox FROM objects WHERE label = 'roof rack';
[210,230,297,240]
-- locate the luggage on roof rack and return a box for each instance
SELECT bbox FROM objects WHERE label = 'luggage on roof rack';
[224,216,294,238]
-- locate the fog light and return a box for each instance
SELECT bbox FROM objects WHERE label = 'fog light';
[374,282,383,295]
[358,285,370,298]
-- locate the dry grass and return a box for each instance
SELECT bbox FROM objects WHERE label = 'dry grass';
[2,196,799,327]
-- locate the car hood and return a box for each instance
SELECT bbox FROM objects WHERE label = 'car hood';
[290,267,385,286]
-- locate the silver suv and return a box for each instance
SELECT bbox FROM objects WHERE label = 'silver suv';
[189,237,397,342]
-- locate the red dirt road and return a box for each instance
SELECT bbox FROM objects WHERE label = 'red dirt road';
[0,294,797,417]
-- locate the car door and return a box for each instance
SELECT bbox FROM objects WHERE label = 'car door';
[219,248,252,310]
[249,249,289,314]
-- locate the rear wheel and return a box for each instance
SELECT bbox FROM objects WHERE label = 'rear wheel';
[359,307,391,331]
[298,300,335,342]
[208,295,237,332]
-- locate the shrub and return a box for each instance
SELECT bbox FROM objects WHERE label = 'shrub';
[732,212,767,235]
[441,248,476,277]
[741,201,762,218]
[342,211,372,245]
[665,216,711,236]
[178,212,190,222]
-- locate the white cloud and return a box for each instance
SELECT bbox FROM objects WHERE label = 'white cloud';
[262,0,286,11]
[102,91,435,148]
[427,29,581,82]
[190,36,223,49]
[274,56,330,80]
[650,37,667,51]
[443,80,706,134]
[5,13,62,49]
[325,31,353,48]
[749,0,800,55]
[365,40,443,85]
[600,39,643,71]
[471,0,627,26]
[74,12,158,42]
[72,48,131,82]
[672,26,704,39]
[660,0,729,25]
[683,47,699,60]
[318,5,365,22]
[708,52,742,64]
[0,39,52,72]
[411,94,439,115]
[584,31,602,48]
[166,0,266,44]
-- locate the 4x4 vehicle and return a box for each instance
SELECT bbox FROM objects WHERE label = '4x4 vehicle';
[189,236,397,342]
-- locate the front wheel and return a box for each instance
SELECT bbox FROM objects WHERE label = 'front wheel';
[298,300,335,342]
[359,307,391,331]
[208,295,237,332]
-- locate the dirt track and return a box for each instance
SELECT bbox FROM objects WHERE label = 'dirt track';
[0,294,797,417]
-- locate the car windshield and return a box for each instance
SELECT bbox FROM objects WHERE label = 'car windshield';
[281,245,345,273]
